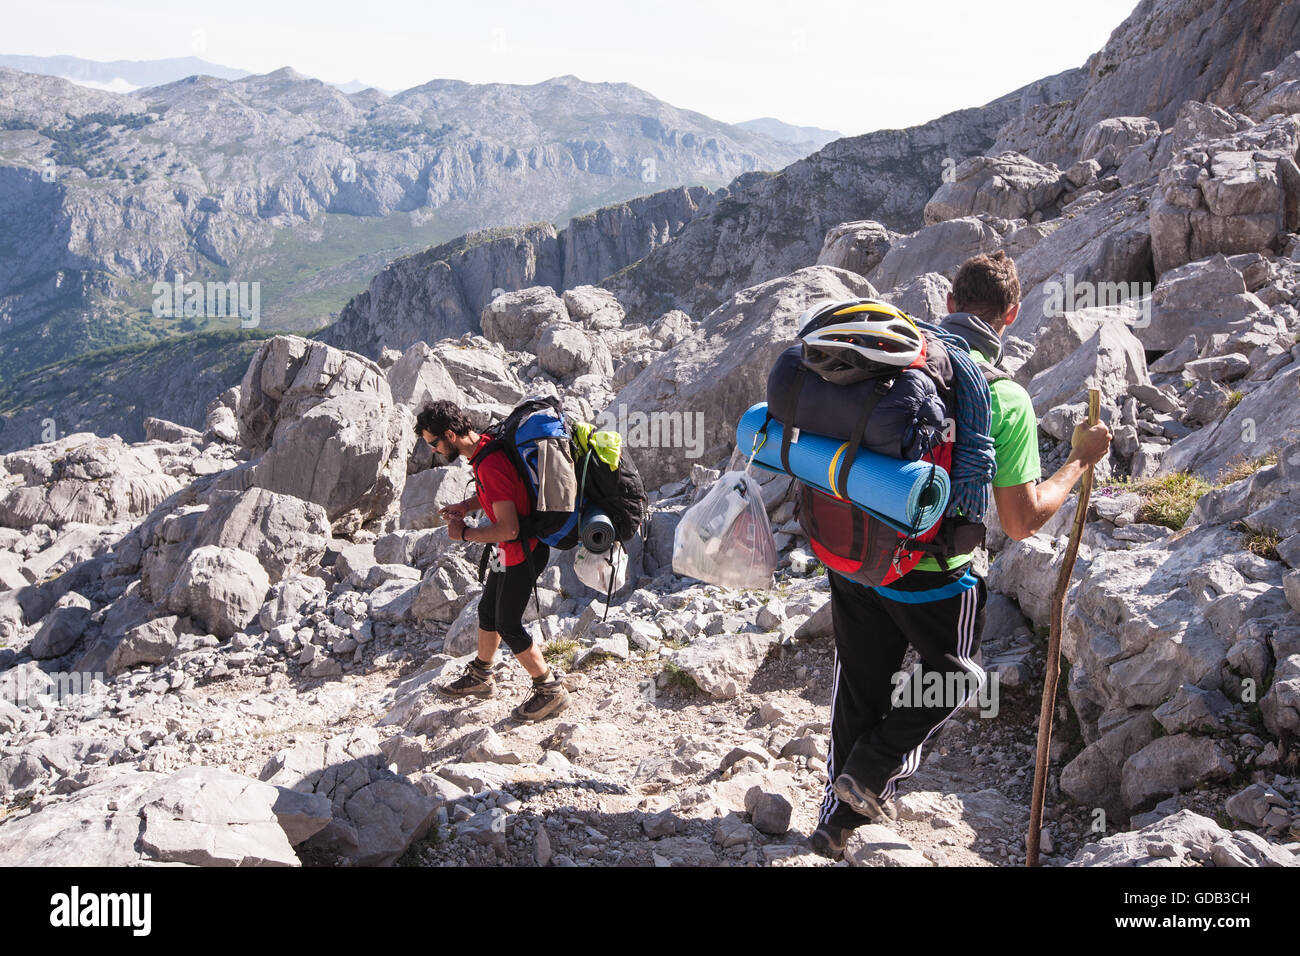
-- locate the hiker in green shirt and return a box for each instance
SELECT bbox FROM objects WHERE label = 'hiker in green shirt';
[811,251,1112,858]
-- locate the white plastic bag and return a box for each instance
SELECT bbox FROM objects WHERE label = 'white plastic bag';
[573,541,628,595]
[672,470,777,589]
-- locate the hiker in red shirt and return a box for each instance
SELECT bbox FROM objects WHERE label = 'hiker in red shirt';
[415,400,570,721]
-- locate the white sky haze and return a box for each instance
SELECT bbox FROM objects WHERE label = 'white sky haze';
[6,0,1141,135]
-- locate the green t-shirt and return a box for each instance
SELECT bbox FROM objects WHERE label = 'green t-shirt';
[912,348,1041,572]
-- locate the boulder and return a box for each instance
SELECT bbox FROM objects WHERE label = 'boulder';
[164,546,270,639]
[237,335,391,452]
[1261,654,1300,739]
[248,391,410,531]
[481,286,568,352]
[923,152,1066,225]
[399,464,473,531]
[29,594,91,659]
[386,342,467,409]
[536,324,614,380]
[260,728,439,867]
[193,488,330,584]
[1241,52,1300,122]
[562,286,625,331]
[1069,810,1295,867]
[410,555,480,623]
[881,272,952,322]
[104,616,185,675]
[143,417,201,444]
[1027,321,1149,414]
[1077,116,1162,168]
[0,766,301,866]
[0,434,183,529]
[868,216,1035,293]
[668,631,781,700]
[816,220,895,276]
[1141,254,1269,351]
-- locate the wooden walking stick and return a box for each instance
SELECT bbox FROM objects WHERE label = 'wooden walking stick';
[1026,387,1100,867]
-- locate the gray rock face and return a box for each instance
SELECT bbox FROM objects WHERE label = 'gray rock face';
[105,615,184,674]
[0,433,184,529]
[992,0,1300,166]
[410,555,480,623]
[868,215,1041,293]
[399,464,473,531]
[321,187,708,361]
[923,152,1066,225]
[1069,809,1296,867]
[29,594,91,659]
[1241,51,1300,121]
[249,391,410,531]
[1225,783,1290,828]
[387,343,468,410]
[1150,114,1300,276]
[1120,733,1235,811]
[536,324,614,381]
[482,286,568,352]
[236,334,391,450]
[881,272,953,322]
[1011,184,1154,343]
[0,766,302,866]
[1261,653,1300,738]
[133,485,330,608]
[601,67,1076,325]
[1077,117,1163,168]
[1160,361,1299,479]
[260,728,439,867]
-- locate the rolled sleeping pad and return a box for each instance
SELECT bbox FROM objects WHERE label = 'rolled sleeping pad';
[580,506,616,554]
[736,402,949,535]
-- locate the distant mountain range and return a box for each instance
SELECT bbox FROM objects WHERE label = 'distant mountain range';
[0,63,820,388]
[734,117,842,149]
[0,54,381,95]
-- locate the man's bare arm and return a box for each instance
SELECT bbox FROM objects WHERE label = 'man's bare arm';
[994,420,1112,541]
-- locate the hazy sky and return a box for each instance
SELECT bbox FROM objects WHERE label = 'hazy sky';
[6,0,1141,135]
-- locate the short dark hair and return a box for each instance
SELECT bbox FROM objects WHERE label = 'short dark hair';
[952,251,1021,325]
[414,400,473,441]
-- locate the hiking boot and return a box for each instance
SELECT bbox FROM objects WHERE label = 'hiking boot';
[808,822,852,861]
[832,773,896,822]
[438,659,496,698]
[512,677,571,722]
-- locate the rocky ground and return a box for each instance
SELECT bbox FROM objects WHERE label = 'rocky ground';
[3,7,1300,868]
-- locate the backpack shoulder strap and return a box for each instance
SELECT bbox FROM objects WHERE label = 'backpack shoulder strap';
[974,361,1010,386]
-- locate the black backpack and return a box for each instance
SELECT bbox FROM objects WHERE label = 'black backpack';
[570,422,648,545]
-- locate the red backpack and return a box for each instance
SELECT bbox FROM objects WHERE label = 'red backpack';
[791,347,1005,587]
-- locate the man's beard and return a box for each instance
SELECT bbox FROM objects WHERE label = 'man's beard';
[441,444,460,463]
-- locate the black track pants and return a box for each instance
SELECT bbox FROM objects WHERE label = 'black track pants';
[477,544,550,655]
[818,566,987,830]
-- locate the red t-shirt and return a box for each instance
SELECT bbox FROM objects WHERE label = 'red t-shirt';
[471,434,537,567]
